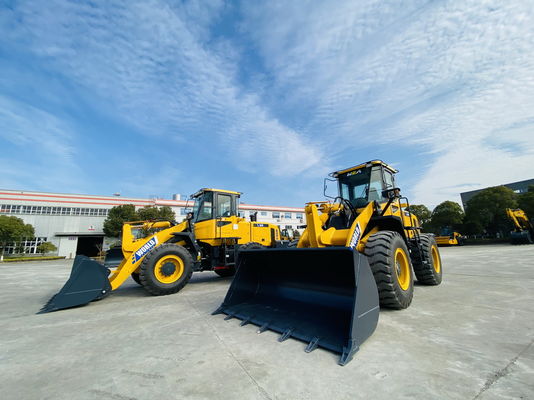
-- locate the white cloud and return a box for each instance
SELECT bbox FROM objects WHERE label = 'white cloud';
[0,95,84,191]
[239,0,534,206]
[0,0,324,178]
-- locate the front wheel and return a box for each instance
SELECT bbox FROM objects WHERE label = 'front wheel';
[139,244,193,296]
[365,231,414,309]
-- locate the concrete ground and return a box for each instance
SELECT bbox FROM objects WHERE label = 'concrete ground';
[1,244,533,400]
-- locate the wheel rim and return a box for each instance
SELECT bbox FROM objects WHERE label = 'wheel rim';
[431,245,441,273]
[394,248,411,291]
[154,255,184,284]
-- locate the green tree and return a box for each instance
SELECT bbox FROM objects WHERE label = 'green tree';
[103,204,137,238]
[37,241,58,254]
[464,186,517,236]
[0,216,35,261]
[518,185,534,220]
[136,206,175,222]
[406,204,432,230]
[430,201,465,233]
[103,205,176,238]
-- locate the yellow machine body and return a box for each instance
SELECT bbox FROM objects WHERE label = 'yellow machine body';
[506,208,534,244]
[435,231,464,246]
[39,188,281,313]
[216,160,443,365]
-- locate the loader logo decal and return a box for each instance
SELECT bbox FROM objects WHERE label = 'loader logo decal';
[348,223,362,249]
[132,237,158,264]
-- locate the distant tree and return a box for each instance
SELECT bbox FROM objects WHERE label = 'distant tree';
[136,206,175,222]
[464,186,517,236]
[429,201,465,234]
[103,205,137,238]
[103,205,176,238]
[406,204,432,230]
[517,185,534,220]
[0,216,35,261]
[37,241,57,254]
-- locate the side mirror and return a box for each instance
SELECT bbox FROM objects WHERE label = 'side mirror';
[382,188,401,199]
[186,212,194,220]
[250,211,258,222]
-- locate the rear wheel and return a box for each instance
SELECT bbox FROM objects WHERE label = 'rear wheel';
[139,244,193,295]
[365,231,414,309]
[412,234,442,285]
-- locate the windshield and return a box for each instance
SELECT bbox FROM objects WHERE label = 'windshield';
[338,166,384,208]
[192,191,213,222]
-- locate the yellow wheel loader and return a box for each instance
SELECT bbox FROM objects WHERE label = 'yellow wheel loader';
[39,188,281,313]
[215,160,442,365]
[506,208,534,244]
[435,229,465,246]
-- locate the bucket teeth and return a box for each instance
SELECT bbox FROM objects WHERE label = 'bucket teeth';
[257,322,270,334]
[224,312,236,321]
[213,247,380,365]
[240,316,253,326]
[278,328,293,342]
[305,337,320,353]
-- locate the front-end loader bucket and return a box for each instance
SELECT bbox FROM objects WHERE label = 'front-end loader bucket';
[38,255,111,314]
[213,247,379,365]
[104,246,124,268]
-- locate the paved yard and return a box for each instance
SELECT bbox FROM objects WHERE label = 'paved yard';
[1,244,533,399]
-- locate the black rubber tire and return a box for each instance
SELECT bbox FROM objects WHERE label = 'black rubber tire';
[364,231,414,309]
[238,242,266,251]
[131,272,142,285]
[412,234,443,285]
[139,243,193,296]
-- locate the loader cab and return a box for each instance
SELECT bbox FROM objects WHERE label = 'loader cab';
[333,160,398,209]
[191,189,241,223]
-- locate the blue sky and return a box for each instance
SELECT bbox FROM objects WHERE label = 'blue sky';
[1,0,533,209]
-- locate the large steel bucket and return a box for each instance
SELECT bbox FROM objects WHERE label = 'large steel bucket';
[38,255,111,313]
[214,247,379,365]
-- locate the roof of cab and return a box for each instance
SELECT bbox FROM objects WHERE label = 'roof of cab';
[330,160,398,177]
[192,188,242,198]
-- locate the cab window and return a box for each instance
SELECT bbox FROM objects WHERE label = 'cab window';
[368,167,384,202]
[217,194,233,217]
[194,191,213,222]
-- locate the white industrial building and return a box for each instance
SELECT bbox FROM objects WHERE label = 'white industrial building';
[0,189,305,258]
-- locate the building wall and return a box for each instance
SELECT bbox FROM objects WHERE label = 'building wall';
[0,189,305,257]
[460,178,534,208]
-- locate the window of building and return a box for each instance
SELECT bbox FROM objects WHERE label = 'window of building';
[260,211,268,216]
[296,213,303,219]
[272,212,280,219]
[284,212,292,219]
